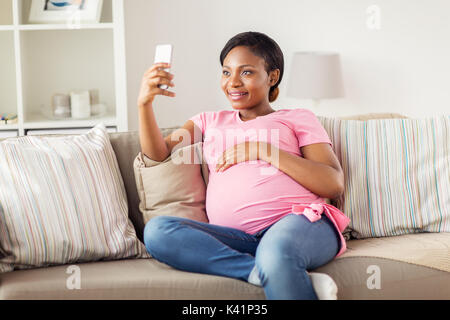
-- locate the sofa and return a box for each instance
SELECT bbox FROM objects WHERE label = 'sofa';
[0,112,449,300]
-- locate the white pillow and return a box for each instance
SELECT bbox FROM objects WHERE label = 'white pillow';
[0,123,149,273]
[319,115,450,239]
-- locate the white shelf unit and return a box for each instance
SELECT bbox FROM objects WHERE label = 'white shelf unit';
[0,0,128,136]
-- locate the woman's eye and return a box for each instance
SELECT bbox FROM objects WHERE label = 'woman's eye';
[222,70,251,76]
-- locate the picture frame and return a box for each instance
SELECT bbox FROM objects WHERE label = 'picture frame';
[29,0,104,24]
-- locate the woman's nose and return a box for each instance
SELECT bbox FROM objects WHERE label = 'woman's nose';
[229,74,243,87]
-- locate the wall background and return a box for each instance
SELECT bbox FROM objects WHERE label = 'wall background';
[124,0,450,130]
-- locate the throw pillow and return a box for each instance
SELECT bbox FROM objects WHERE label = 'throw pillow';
[133,142,209,224]
[318,115,449,239]
[0,123,149,273]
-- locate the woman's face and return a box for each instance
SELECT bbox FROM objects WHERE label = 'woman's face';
[221,46,279,110]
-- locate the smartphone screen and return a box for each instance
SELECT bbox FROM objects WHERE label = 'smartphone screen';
[154,44,172,89]
[154,44,172,64]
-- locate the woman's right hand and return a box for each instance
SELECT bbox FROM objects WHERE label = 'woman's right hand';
[137,62,175,108]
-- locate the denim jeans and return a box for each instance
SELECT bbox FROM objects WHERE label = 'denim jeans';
[143,213,341,300]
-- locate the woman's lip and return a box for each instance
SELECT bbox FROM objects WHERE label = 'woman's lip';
[229,92,248,100]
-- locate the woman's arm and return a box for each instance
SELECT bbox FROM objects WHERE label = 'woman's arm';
[137,63,175,161]
[262,143,345,199]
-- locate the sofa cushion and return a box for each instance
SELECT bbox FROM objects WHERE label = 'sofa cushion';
[0,129,155,245]
[1,233,449,300]
[133,143,209,225]
[321,112,409,240]
[0,124,149,274]
[108,112,406,242]
[108,131,146,242]
[316,256,450,300]
[336,232,450,272]
[108,128,182,242]
[316,232,450,299]
[44,127,197,244]
[319,115,450,239]
[0,258,265,300]
[338,112,408,121]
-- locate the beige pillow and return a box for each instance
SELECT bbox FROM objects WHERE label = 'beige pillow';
[133,142,209,224]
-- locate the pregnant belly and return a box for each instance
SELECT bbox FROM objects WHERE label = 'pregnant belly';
[205,161,322,233]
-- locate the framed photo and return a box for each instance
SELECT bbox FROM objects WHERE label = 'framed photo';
[29,0,104,24]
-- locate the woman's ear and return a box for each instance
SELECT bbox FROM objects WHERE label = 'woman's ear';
[269,69,280,86]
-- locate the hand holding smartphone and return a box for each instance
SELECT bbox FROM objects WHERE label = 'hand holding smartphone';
[154,44,173,89]
[137,44,175,108]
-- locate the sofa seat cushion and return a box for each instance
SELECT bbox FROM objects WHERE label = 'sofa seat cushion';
[316,256,450,299]
[0,258,265,300]
[2,233,449,300]
[338,232,450,272]
[315,232,450,299]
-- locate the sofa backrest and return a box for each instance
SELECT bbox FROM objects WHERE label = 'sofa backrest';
[108,127,179,242]
[111,113,408,240]
[0,113,408,243]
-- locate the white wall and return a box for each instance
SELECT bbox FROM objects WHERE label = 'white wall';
[124,0,450,130]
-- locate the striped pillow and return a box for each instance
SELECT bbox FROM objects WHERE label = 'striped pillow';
[318,115,449,239]
[0,123,149,273]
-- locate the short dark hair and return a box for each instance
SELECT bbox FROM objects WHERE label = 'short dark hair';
[220,31,284,102]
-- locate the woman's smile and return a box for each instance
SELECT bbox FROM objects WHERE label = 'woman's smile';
[228,91,249,101]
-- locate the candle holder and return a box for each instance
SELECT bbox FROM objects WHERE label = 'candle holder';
[70,90,91,119]
[52,93,71,118]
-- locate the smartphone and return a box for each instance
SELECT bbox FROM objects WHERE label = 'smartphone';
[154,44,173,89]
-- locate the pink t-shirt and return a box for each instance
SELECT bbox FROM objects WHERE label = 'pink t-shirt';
[189,108,333,235]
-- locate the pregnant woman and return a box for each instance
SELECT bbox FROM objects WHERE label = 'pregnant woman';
[137,31,350,300]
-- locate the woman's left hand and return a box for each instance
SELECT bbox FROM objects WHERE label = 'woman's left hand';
[215,141,270,172]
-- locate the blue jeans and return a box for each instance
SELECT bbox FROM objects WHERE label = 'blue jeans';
[143,213,340,300]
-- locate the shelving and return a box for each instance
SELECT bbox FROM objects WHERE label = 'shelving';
[0,0,13,25]
[18,0,114,25]
[26,126,117,135]
[0,130,19,138]
[0,0,127,136]
[0,31,17,117]
[16,23,114,30]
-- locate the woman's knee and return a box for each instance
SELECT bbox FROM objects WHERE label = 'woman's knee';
[255,215,339,276]
[143,215,179,255]
[255,235,305,284]
[257,234,303,264]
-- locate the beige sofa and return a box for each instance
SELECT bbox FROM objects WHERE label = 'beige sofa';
[1,113,449,300]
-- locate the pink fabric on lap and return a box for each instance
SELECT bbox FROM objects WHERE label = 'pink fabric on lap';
[292,203,350,257]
